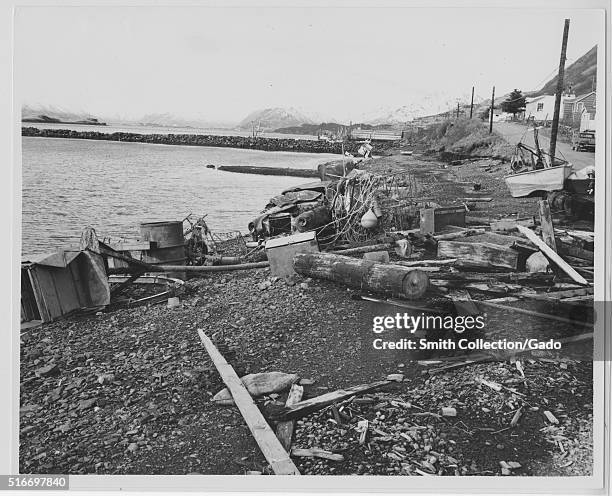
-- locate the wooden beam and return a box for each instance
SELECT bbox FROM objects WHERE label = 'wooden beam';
[437,241,519,271]
[538,200,557,252]
[433,228,486,241]
[490,218,536,232]
[276,380,392,420]
[516,226,589,285]
[291,448,344,462]
[197,330,300,475]
[276,384,304,452]
[475,299,592,328]
[557,243,594,262]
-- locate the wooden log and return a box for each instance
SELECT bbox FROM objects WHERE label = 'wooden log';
[460,197,492,202]
[437,241,519,271]
[218,165,319,178]
[293,253,430,299]
[196,330,300,475]
[516,226,589,285]
[276,384,304,452]
[276,380,392,420]
[333,243,394,255]
[538,200,557,252]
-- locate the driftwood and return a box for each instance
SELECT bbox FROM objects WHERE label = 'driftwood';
[197,330,300,475]
[275,380,392,420]
[293,253,430,299]
[516,226,589,285]
[276,384,304,452]
[437,241,519,271]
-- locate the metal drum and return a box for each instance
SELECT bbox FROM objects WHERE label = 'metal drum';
[139,221,186,279]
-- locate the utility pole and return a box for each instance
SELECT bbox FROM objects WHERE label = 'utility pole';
[489,86,495,134]
[549,19,570,164]
[469,86,475,118]
[456,102,460,119]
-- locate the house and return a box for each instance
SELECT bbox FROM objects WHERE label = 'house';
[524,93,577,122]
[562,91,597,127]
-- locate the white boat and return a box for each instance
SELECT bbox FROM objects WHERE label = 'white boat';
[504,164,573,198]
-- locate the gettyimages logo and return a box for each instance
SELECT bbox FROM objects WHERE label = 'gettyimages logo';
[372,312,486,334]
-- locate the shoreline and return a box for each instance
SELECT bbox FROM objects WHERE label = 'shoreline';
[22,126,393,155]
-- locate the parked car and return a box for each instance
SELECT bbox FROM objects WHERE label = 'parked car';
[572,130,596,152]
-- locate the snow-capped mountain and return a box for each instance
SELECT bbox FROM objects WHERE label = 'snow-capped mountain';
[358,91,479,125]
[237,107,317,130]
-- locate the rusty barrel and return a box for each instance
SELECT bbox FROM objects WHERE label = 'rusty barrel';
[139,221,186,279]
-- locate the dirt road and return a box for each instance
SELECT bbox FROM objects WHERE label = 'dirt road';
[493,122,595,171]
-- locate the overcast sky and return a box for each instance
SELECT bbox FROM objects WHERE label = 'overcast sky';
[14,5,603,123]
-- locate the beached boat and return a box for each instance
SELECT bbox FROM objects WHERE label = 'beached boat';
[504,126,573,198]
[504,164,573,198]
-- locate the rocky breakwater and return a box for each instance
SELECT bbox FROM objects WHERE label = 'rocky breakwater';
[22,127,377,155]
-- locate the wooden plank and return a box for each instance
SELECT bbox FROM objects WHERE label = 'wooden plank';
[538,200,557,252]
[276,384,304,452]
[291,448,344,462]
[557,243,594,262]
[420,208,435,234]
[394,258,457,267]
[437,241,519,271]
[475,300,592,328]
[276,380,392,420]
[448,290,480,316]
[433,228,485,241]
[197,330,300,475]
[516,226,589,285]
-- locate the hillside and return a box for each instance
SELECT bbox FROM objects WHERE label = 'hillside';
[237,107,315,130]
[530,45,597,97]
[22,104,106,125]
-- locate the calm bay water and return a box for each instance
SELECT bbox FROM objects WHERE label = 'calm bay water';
[21,137,339,257]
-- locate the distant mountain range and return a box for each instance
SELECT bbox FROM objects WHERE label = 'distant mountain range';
[137,113,234,129]
[22,104,106,125]
[237,107,317,130]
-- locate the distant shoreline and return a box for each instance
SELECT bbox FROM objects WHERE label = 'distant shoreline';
[21,126,387,155]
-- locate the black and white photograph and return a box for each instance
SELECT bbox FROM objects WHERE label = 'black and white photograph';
[4,0,610,491]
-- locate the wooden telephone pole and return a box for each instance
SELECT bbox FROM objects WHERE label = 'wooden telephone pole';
[549,19,570,164]
[456,102,460,119]
[469,86,475,118]
[489,86,495,134]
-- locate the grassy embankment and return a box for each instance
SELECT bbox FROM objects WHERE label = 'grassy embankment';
[406,118,515,161]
